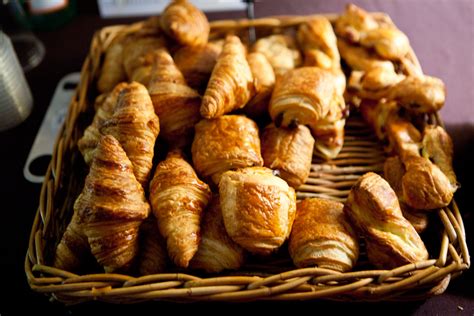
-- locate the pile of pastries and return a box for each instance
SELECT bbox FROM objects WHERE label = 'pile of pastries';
[53,1,457,275]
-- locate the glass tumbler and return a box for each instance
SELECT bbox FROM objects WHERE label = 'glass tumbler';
[0,30,33,132]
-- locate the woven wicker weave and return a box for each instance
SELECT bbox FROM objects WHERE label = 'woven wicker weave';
[25,13,470,304]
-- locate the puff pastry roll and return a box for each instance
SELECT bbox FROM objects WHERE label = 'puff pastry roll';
[149,151,212,268]
[219,167,297,255]
[383,156,428,233]
[200,36,254,119]
[191,115,263,185]
[348,64,404,93]
[97,39,127,93]
[334,4,378,43]
[148,49,201,147]
[190,195,245,273]
[311,107,346,160]
[297,17,340,70]
[344,172,428,269]
[252,35,302,77]
[138,218,168,275]
[160,0,210,47]
[360,27,410,61]
[359,99,399,141]
[337,38,393,72]
[101,82,159,187]
[75,135,150,272]
[269,67,344,129]
[173,42,223,93]
[244,52,276,118]
[289,198,359,271]
[261,124,314,188]
[78,83,128,165]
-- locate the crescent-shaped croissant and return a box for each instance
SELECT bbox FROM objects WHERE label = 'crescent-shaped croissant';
[148,49,201,147]
[101,82,160,187]
[74,135,150,272]
[160,0,210,47]
[97,39,127,93]
[200,35,254,119]
[149,151,212,268]
[190,195,245,273]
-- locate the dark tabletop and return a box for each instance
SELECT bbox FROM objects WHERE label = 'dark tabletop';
[0,1,472,314]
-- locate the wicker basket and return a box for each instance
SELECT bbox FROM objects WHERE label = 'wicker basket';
[25,13,470,304]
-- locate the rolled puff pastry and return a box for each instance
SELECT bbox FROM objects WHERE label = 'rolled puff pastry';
[200,35,254,119]
[219,167,297,255]
[261,124,314,188]
[191,115,263,185]
[190,195,245,273]
[334,3,378,43]
[160,0,210,47]
[289,198,359,271]
[149,151,212,268]
[269,67,344,129]
[344,172,428,269]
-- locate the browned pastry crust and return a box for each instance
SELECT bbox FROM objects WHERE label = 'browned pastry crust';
[244,52,276,118]
[173,42,223,93]
[190,195,245,273]
[335,3,379,43]
[261,124,314,188]
[137,218,168,276]
[269,67,344,129]
[385,117,422,159]
[311,106,346,160]
[289,198,359,271]
[251,34,302,77]
[149,151,212,268]
[344,172,428,269]
[360,27,410,60]
[219,167,296,255]
[337,38,393,72]
[100,82,160,187]
[74,135,150,272]
[200,35,254,119]
[160,0,210,47]
[191,115,263,185]
[148,49,201,148]
[97,39,127,93]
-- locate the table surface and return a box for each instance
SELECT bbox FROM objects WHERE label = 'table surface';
[1,1,472,314]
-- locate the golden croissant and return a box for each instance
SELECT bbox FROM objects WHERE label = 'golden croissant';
[344,172,428,269]
[190,195,245,273]
[200,35,254,119]
[148,49,201,148]
[149,151,212,268]
[160,0,210,47]
[289,198,359,271]
[97,39,127,93]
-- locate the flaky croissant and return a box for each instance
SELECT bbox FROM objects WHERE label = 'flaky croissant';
[190,195,245,273]
[160,0,210,47]
[149,151,212,268]
[219,167,297,255]
[173,42,223,93]
[200,35,254,119]
[75,135,150,272]
[191,115,263,185]
[344,172,428,269]
[289,198,359,271]
[101,82,160,187]
[138,218,168,276]
[78,83,128,165]
[148,49,201,147]
[252,34,302,77]
[261,124,314,188]
[97,39,127,93]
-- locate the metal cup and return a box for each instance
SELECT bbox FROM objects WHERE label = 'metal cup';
[0,30,33,132]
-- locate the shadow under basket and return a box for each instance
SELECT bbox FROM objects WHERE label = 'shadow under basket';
[25,13,470,304]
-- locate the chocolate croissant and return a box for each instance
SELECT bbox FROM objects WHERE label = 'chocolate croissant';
[219,167,297,255]
[261,124,314,188]
[75,135,150,272]
[289,198,359,271]
[344,172,428,269]
[97,39,127,93]
[149,151,212,268]
[191,115,263,185]
[138,218,168,276]
[148,49,201,147]
[252,34,302,77]
[190,195,245,273]
[200,35,254,119]
[160,0,210,47]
